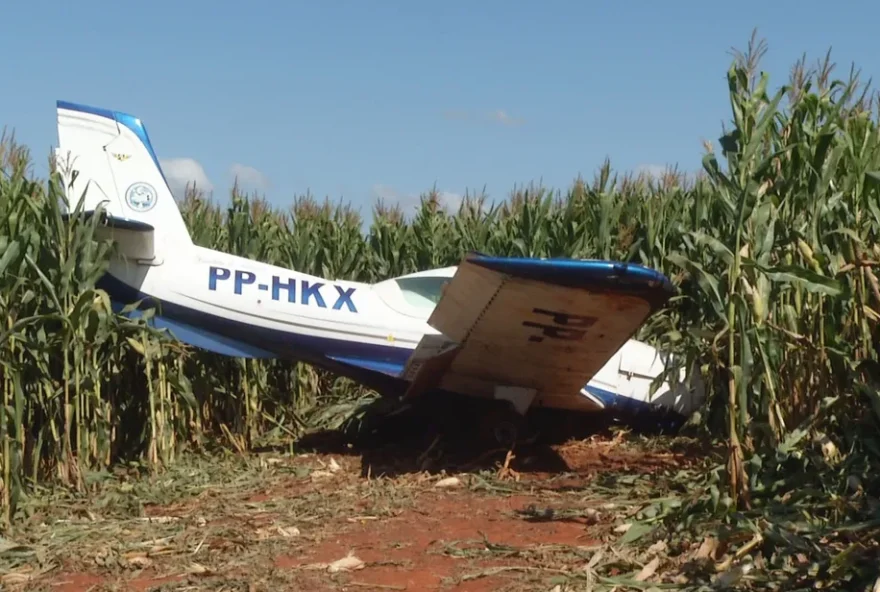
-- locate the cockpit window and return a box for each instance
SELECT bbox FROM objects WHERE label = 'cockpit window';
[395,276,449,309]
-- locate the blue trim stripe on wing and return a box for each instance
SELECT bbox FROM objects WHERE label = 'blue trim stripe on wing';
[468,253,676,308]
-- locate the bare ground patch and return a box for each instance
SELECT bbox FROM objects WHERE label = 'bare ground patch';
[1,432,718,591]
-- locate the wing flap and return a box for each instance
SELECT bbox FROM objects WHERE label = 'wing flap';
[425,259,505,342]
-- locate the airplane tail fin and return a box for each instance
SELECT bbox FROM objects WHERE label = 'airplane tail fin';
[55,100,193,256]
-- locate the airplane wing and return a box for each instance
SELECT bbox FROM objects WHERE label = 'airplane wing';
[400,252,676,411]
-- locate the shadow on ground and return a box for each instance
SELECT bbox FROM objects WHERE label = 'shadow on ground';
[291,395,698,479]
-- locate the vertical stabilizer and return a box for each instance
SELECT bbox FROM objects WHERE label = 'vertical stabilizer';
[55,100,193,256]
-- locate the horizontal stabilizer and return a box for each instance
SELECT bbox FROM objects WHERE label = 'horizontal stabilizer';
[60,208,156,263]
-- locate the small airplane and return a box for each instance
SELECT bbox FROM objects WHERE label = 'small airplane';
[53,100,705,446]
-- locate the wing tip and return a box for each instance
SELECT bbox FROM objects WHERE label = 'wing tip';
[465,253,675,306]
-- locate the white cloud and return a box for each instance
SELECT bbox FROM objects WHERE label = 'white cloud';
[636,164,668,179]
[487,109,524,127]
[372,184,402,202]
[160,157,213,199]
[442,109,524,127]
[230,163,270,192]
[371,184,464,213]
[437,191,463,211]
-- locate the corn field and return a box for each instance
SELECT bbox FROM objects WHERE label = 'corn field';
[1,37,880,524]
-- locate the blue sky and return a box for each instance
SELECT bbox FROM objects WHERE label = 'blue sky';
[2,1,878,220]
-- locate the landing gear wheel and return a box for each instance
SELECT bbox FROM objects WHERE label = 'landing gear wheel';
[479,406,525,448]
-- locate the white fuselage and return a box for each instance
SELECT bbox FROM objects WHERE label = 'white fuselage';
[102,239,703,420]
[105,241,446,372]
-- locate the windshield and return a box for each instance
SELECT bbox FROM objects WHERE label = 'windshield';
[373,266,457,320]
[395,276,449,310]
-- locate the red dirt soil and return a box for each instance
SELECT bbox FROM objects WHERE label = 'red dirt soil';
[275,489,601,587]
[36,437,699,592]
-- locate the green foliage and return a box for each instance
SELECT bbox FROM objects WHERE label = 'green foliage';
[0,35,879,541]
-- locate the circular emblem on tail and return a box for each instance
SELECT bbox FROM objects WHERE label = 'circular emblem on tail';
[125,182,157,212]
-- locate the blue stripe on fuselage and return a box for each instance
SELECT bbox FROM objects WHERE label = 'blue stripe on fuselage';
[112,301,278,359]
[98,273,413,387]
[325,356,406,376]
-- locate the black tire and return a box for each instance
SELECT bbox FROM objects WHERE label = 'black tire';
[478,404,525,448]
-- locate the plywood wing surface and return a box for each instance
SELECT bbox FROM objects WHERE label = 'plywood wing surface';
[412,255,660,410]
